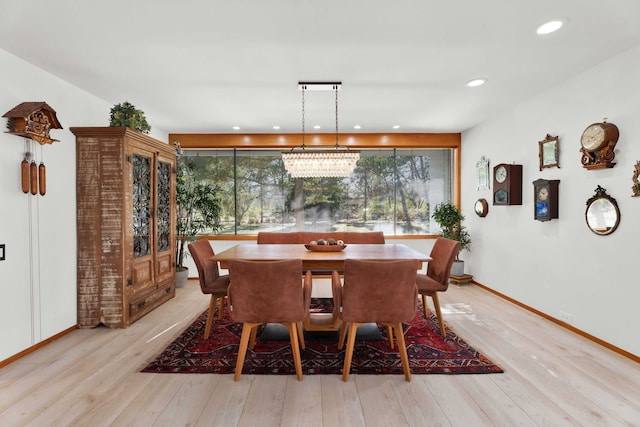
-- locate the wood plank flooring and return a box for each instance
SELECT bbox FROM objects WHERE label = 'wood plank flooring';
[1,280,638,426]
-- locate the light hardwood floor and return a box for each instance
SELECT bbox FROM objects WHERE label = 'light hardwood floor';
[1,280,639,426]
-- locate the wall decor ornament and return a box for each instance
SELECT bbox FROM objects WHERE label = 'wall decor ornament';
[538,134,559,170]
[3,102,62,196]
[631,161,640,197]
[476,156,490,190]
[579,119,619,169]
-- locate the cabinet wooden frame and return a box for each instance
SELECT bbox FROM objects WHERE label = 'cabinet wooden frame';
[538,134,559,171]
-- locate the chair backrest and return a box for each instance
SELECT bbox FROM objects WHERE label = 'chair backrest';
[228,259,306,323]
[427,238,461,286]
[339,259,418,324]
[343,231,385,244]
[256,231,300,244]
[257,231,385,244]
[188,239,222,293]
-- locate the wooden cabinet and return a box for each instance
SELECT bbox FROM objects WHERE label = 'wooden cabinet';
[72,127,176,328]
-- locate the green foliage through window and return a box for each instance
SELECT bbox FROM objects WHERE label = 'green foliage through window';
[183,148,453,235]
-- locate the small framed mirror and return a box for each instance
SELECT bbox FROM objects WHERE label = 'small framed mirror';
[585,185,620,235]
[539,134,559,171]
[476,156,490,190]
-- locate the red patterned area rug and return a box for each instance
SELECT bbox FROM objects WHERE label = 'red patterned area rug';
[141,299,503,375]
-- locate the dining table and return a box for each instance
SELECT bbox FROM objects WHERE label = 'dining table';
[211,243,431,271]
[211,243,431,334]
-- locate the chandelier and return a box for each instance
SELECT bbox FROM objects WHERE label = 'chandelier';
[282,82,360,178]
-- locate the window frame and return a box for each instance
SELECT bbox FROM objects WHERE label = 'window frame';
[169,132,461,239]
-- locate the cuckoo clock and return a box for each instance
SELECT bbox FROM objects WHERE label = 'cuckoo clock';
[3,101,63,144]
[4,102,62,196]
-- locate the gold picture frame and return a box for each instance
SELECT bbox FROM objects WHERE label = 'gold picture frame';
[539,134,559,171]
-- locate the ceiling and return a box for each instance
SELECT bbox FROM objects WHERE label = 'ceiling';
[1,1,640,136]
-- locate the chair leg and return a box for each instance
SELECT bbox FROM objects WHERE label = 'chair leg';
[430,292,446,337]
[249,325,259,349]
[217,296,225,320]
[391,322,411,381]
[234,322,258,381]
[287,323,303,381]
[342,323,361,382]
[297,322,306,350]
[386,325,394,349]
[338,322,349,350]
[204,295,217,339]
[421,293,429,320]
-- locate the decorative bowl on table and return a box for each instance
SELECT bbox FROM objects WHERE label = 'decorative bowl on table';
[304,244,347,252]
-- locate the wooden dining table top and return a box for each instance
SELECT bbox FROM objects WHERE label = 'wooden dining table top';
[211,243,431,270]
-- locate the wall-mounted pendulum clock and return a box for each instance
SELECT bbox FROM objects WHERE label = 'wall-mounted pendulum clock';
[493,163,522,205]
[533,179,559,221]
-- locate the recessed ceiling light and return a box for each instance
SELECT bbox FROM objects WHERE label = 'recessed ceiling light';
[273,125,280,130]
[354,125,361,130]
[536,20,564,35]
[393,125,400,129]
[232,126,240,130]
[466,78,487,87]
[313,125,321,129]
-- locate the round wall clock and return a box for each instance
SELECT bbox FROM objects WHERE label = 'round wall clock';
[474,198,488,217]
[579,119,619,169]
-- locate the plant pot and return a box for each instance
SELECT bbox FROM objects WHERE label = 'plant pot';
[451,260,465,277]
[175,267,189,288]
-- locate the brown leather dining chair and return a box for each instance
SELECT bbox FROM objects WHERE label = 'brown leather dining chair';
[227,259,312,381]
[188,239,231,340]
[332,259,418,382]
[416,237,460,337]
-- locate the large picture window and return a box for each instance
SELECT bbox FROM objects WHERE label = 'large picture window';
[181,148,453,236]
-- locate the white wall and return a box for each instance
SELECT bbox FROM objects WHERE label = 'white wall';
[0,49,167,361]
[461,43,640,357]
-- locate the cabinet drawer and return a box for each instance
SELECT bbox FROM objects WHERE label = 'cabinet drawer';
[129,282,175,322]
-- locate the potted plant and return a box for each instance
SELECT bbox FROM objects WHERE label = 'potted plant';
[175,157,222,287]
[109,101,151,134]
[432,201,471,276]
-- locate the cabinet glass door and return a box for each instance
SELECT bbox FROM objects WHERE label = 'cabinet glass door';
[155,156,176,284]
[132,153,152,258]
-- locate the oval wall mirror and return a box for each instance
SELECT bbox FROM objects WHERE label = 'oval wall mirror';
[585,185,620,235]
